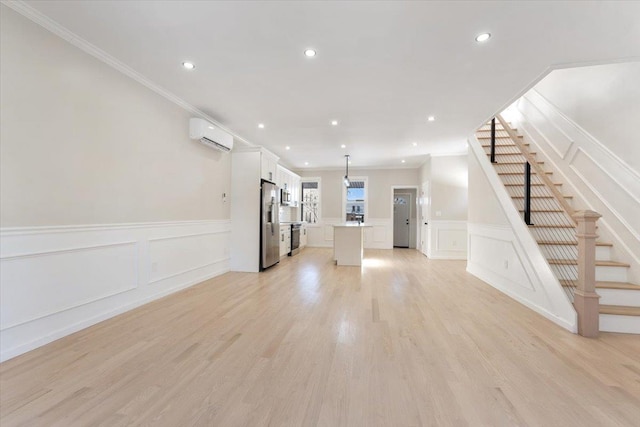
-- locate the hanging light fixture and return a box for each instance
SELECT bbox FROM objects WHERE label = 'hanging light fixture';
[343,154,351,187]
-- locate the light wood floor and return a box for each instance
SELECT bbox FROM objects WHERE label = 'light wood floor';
[1,248,639,426]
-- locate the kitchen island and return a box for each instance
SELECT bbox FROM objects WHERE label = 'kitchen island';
[333,223,372,266]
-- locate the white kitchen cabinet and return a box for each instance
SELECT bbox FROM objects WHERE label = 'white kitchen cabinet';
[231,147,279,272]
[300,224,308,248]
[261,152,278,182]
[279,225,291,257]
[276,164,301,207]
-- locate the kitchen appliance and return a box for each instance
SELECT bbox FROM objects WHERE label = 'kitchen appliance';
[260,179,280,270]
[289,223,301,256]
[280,188,291,205]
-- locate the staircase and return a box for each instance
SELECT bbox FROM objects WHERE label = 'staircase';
[476,119,640,334]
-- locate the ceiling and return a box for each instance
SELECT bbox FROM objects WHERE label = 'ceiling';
[18,1,640,169]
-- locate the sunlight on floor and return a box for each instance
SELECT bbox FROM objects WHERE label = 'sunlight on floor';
[362,257,389,269]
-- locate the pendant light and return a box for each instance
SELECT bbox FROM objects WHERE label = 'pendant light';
[343,154,351,187]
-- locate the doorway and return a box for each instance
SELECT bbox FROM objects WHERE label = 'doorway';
[392,187,417,248]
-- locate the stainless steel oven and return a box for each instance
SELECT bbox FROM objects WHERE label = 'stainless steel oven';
[290,223,301,256]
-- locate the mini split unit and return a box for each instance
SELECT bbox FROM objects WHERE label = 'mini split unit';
[189,118,234,152]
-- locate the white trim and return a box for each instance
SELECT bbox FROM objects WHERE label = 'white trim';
[467,135,577,332]
[391,185,419,249]
[1,219,231,362]
[1,0,255,149]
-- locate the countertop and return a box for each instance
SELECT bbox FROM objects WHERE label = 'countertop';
[332,223,372,228]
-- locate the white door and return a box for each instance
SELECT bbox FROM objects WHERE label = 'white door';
[420,181,430,256]
[393,193,411,247]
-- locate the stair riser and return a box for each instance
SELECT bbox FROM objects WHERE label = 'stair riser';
[540,245,612,261]
[599,314,640,334]
[500,175,549,186]
[506,186,560,198]
[550,265,628,282]
[518,211,573,226]
[511,198,572,211]
[491,154,529,163]
[598,289,640,306]
[530,227,577,242]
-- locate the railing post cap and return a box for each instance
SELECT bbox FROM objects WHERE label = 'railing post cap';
[572,210,602,221]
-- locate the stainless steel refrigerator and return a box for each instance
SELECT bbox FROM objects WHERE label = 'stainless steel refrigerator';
[260,179,280,270]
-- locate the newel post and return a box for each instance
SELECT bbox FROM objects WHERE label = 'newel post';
[572,210,601,338]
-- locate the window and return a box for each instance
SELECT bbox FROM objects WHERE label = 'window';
[301,178,321,223]
[343,177,367,223]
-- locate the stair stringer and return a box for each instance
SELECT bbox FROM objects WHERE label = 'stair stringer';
[467,135,577,333]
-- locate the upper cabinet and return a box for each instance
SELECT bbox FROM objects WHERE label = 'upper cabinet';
[276,164,301,207]
[261,151,278,182]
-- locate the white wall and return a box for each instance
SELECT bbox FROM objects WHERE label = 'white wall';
[418,155,468,259]
[532,62,640,172]
[0,6,231,361]
[508,63,640,283]
[466,138,577,332]
[297,168,418,249]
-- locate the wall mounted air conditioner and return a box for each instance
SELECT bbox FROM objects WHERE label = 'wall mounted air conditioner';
[189,118,234,152]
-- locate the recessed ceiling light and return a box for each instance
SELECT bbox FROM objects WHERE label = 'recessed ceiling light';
[258,123,265,129]
[341,144,346,148]
[331,120,338,126]
[412,142,418,146]
[401,160,406,163]
[182,62,195,70]
[304,49,316,57]
[428,116,435,122]
[304,161,309,166]
[285,146,290,150]
[208,126,214,130]
[475,33,491,43]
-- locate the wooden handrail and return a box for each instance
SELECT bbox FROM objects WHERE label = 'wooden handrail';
[496,114,577,227]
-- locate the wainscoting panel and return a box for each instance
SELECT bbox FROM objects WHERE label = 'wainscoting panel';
[427,220,467,260]
[466,223,575,331]
[513,90,640,282]
[0,220,230,362]
[307,218,393,249]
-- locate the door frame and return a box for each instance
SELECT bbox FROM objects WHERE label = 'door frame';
[390,185,419,250]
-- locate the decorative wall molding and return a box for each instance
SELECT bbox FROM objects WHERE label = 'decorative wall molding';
[1,0,255,149]
[513,90,640,281]
[467,136,577,332]
[0,220,231,362]
[426,220,468,260]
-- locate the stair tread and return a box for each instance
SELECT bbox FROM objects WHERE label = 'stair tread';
[495,161,545,165]
[491,152,538,156]
[479,136,524,140]
[548,259,630,267]
[538,240,612,246]
[519,209,564,213]
[560,280,640,290]
[499,171,552,175]
[599,305,640,316]
[512,195,573,199]
[504,182,560,187]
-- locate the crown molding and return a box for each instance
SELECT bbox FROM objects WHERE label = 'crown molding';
[1,0,255,149]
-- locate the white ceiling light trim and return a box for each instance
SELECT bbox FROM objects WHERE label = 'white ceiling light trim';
[1,0,259,149]
[427,116,435,122]
[304,49,316,57]
[475,32,491,42]
[182,61,195,70]
[258,123,265,129]
[331,120,338,126]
